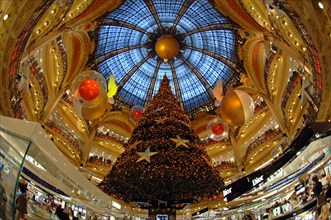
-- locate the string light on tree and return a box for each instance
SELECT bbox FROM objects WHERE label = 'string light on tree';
[99,76,224,203]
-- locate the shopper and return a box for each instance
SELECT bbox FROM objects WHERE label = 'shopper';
[76,212,82,220]
[0,166,7,220]
[317,203,330,220]
[89,214,97,220]
[66,208,78,220]
[242,211,256,220]
[325,175,331,199]
[300,188,309,204]
[290,192,300,210]
[55,204,65,220]
[15,180,28,220]
[312,175,323,197]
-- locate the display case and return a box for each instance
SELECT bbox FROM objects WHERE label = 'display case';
[0,116,126,219]
[0,121,31,219]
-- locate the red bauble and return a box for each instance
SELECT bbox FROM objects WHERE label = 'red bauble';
[211,123,224,135]
[132,109,142,120]
[79,79,100,101]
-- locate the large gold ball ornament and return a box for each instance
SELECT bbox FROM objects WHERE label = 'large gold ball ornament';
[219,90,255,127]
[81,94,108,120]
[155,35,179,62]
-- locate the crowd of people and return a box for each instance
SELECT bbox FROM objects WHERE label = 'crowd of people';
[9,177,102,220]
[265,171,331,220]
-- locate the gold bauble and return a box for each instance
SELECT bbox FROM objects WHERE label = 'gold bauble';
[155,35,179,61]
[81,94,108,120]
[219,90,254,127]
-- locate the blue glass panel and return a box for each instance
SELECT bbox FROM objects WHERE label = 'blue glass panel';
[154,0,181,25]
[92,0,239,112]
[182,0,231,26]
[105,1,155,30]
[189,30,236,60]
[95,26,146,58]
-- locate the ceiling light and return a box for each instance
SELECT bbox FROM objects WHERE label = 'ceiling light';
[3,14,9,20]
[318,2,324,9]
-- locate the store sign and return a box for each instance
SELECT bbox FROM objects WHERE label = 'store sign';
[223,187,232,197]
[112,201,121,209]
[252,175,264,186]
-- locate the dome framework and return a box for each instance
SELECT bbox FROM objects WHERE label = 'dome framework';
[0,0,330,216]
[90,0,242,113]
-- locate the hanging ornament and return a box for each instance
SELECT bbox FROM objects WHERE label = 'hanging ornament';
[71,70,108,120]
[155,35,180,62]
[212,79,224,102]
[219,90,255,127]
[212,123,224,136]
[107,74,118,98]
[130,105,144,121]
[79,79,100,101]
[136,147,158,163]
[207,117,228,141]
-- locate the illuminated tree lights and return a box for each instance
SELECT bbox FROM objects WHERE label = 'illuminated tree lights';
[99,76,224,204]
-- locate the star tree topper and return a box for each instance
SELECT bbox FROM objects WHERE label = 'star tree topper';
[170,135,190,148]
[136,147,158,163]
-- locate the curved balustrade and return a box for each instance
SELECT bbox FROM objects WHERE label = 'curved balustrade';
[95,133,126,145]
[45,122,80,150]
[56,36,67,76]
[88,155,112,167]
[281,71,301,115]
[245,128,281,161]
[9,1,54,118]
[28,56,49,105]
[214,161,237,170]
[275,1,322,120]
[264,46,278,90]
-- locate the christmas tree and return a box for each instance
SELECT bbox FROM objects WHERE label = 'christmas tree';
[99,76,224,204]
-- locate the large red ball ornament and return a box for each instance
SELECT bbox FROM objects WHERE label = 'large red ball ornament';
[207,117,228,141]
[130,105,144,122]
[79,79,100,101]
[71,70,107,120]
[211,123,225,136]
[132,109,142,120]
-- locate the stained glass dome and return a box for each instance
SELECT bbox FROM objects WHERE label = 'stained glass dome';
[90,0,241,112]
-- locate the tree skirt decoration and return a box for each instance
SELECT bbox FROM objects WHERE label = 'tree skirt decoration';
[99,76,224,204]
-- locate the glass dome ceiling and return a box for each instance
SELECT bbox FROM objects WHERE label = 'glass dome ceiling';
[90,0,241,112]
